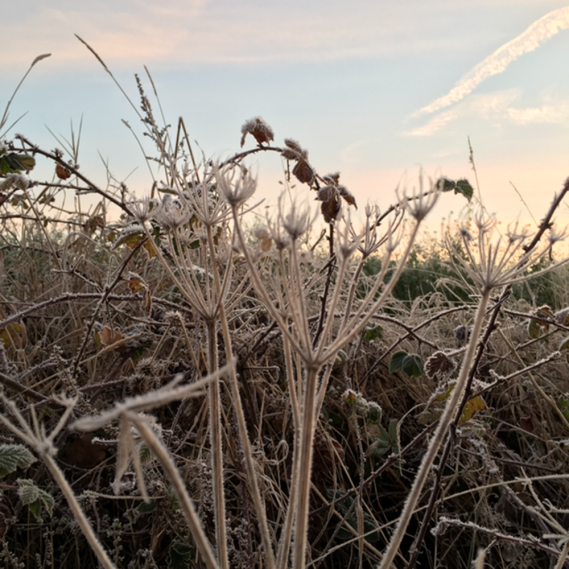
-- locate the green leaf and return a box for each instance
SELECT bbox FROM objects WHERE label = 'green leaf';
[454,179,474,201]
[169,540,193,569]
[436,177,473,201]
[39,489,55,517]
[389,351,407,373]
[17,479,54,521]
[388,419,400,454]
[364,324,384,342]
[28,499,42,521]
[0,153,36,174]
[17,479,40,505]
[389,351,423,377]
[137,500,157,514]
[0,444,36,478]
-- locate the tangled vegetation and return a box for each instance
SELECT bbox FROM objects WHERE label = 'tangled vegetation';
[2,44,569,569]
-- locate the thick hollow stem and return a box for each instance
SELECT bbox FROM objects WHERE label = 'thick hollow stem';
[292,365,321,569]
[218,303,277,569]
[378,288,492,569]
[206,320,229,569]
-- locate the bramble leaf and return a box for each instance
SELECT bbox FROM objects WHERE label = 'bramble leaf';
[0,445,36,478]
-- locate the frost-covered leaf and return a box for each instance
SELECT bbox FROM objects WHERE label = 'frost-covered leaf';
[169,540,194,569]
[459,395,486,424]
[17,479,40,505]
[0,445,36,478]
[16,479,54,521]
[364,324,383,342]
[389,351,423,377]
[425,351,454,378]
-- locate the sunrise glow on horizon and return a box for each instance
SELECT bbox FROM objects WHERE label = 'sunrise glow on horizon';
[1,1,568,229]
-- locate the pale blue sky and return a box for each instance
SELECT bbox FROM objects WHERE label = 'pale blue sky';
[2,1,568,227]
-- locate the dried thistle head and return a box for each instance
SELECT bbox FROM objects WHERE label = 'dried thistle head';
[128,196,156,225]
[276,194,313,242]
[240,116,274,147]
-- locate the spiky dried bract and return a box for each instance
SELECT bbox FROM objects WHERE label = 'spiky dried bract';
[240,116,274,147]
[335,213,358,260]
[396,173,440,223]
[153,197,192,231]
[279,197,313,241]
[213,163,257,208]
[128,196,156,225]
[450,213,569,292]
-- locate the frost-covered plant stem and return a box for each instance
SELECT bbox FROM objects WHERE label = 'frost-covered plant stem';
[218,301,277,569]
[206,319,229,569]
[41,452,117,569]
[0,399,117,569]
[130,415,221,569]
[292,364,321,569]
[377,287,492,569]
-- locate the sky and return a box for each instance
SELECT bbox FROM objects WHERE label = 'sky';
[1,0,569,231]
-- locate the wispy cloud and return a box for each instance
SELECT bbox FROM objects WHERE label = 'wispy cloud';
[414,6,569,116]
[404,109,459,137]
[507,103,569,124]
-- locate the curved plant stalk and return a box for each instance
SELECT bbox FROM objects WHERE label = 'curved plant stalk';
[206,319,229,569]
[131,414,221,569]
[42,452,118,569]
[218,302,277,569]
[377,288,492,569]
[0,398,117,569]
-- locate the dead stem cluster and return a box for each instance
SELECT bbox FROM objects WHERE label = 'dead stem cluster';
[1,47,569,569]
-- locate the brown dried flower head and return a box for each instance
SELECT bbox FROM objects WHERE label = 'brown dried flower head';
[240,116,275,147]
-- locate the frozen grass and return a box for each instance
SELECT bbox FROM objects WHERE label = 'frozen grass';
[1,47,569,569]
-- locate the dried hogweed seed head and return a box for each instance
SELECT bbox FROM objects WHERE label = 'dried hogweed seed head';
[396,173,440,223]
[240,116,274,147]
[213,163,257,208]
[280,198,313,241]
[154,197,191,231]
[128,196,155,224]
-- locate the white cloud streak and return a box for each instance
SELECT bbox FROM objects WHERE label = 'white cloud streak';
[404,110,459,137]
[415,6,569,116]
[507,103,569,124]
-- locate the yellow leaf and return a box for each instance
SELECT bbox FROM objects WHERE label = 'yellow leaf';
[459,395,486,424]
[434,384,454,402]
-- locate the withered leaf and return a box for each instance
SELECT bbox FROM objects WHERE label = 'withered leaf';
[321,194,341,222]
[96,326,126,349]
[55,163,72,180]
[425,351,454,378]
[292,159,314,184]
[338,185,357,208]
[240,117,275,147]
